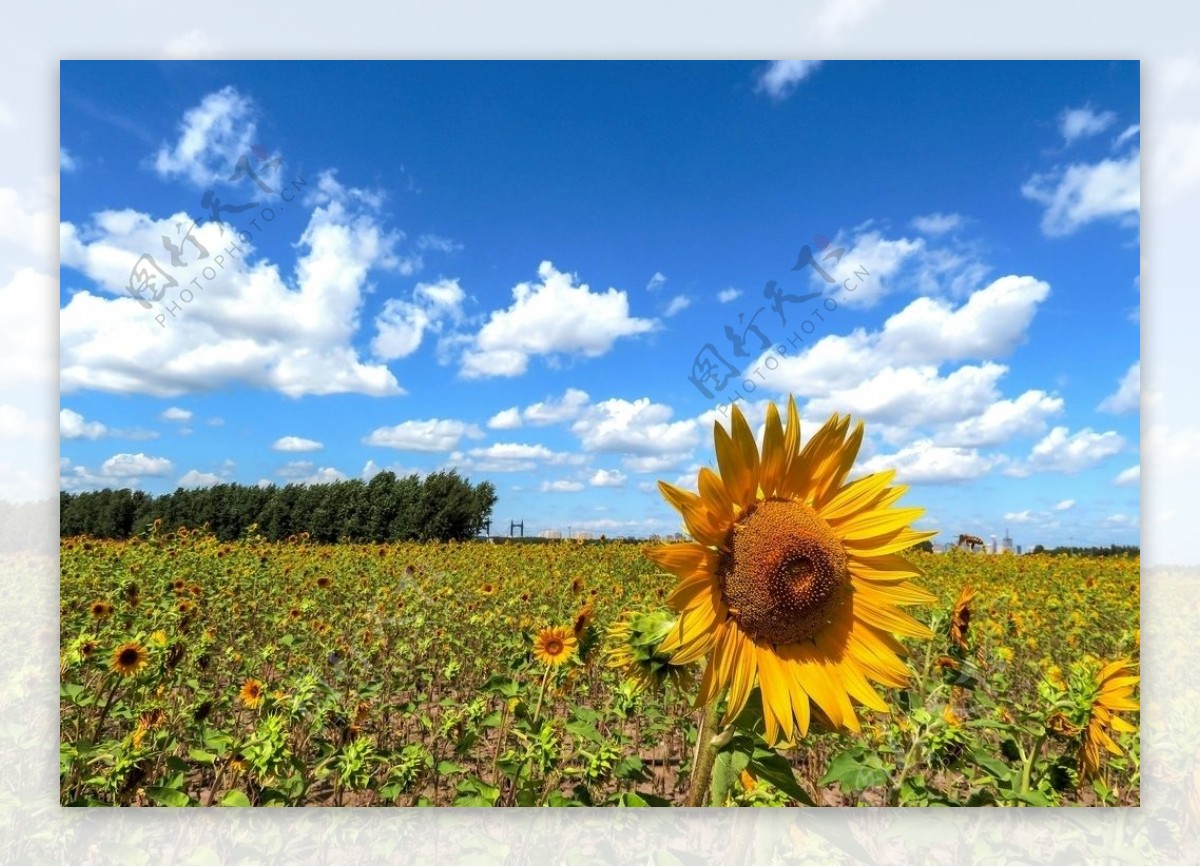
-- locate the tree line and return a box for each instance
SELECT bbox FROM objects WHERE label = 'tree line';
[59,471,498,543]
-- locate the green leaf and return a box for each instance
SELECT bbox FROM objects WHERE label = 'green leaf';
[819,747,888,793]
[188,748,218,764]
[145,786,192,807]
[219,790,252,807]
[436,760,466,776]
[750,748,815,805]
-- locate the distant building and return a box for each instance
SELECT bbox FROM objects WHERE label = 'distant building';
[1002,528,1014,554]
[1016,544,1023,555]
[540,529,563,539]
[571,531,594,541]
[991,535,998,554]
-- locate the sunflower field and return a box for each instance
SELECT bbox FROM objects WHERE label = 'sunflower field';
[59,401,1139,808]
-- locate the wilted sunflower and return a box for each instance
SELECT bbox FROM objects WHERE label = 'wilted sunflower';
[647,398,936,746]
[1078,658,1139,778]
[90,600,114,620]
[110,641,149,677]
[239,678,266,709]
[533,626,577,667]
[950,586,976,651]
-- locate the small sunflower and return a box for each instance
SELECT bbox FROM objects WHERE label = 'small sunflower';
[533,626,577,668]
[647,399,936,747]
[316,575,332,589]
[111,641,149,677]
[480,582,496,596]
[573,603,595,639]
[1079,658,1139,779]
[950,586,976,651]
[90,600,114,620]
[239,678,266,709]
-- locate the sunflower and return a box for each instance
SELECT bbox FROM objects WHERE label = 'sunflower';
[316,576,332,589]
[480,582,496,596]
[532,626,577,668]
[950,586,976,651]
[239,678,266,709]
[90,600,114,619]
[111,641,149,677]
[1078,658,1139,779]
[605,610,695,693]
[647,399,936,746]
[573,603,595,638]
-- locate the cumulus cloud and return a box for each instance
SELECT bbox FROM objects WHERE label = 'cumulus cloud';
[523,389,590,425]
[487,407,522,430]
[540,479,584,493]
[364,419,483,452]
[60,408,107,440]
[756,61,823,99]
[571,398,700,457]
[1059,105,1117,144]
[664,295,691,317]
[152,86,260,187]
[371,277,466,361]
[717,288,741,303]
[277,461,348,485]
[459,262,656,379]
[1009,426,1125,476]
[808,230,924,308]
[60,178,407,398]
[589,468,627,488]
[1022,149,1140,237]
[1114,464,1140,486]
[860,440,1004,484]
[272,436,323,452]
[160,407,192,422]
[1097,361,1140,413]
[177,469,223,488]
[910,212,965,236]
[61,453,172,491]
[941,389,1063,447]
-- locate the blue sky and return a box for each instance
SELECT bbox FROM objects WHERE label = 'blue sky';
[58,60,1140,546]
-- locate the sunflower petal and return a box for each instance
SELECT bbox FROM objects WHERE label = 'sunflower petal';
[756,642,796,745]
[853,596,934,639]
[758,402,786,498]
[835,507,927,543]
[821,470,896,523]
[729,405,761,509]
[645,541,718,579]
[723,627,758,724]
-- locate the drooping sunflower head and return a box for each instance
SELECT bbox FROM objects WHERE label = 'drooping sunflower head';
[532,626,577,668]
[90,600,114,620]
[1076,658,1139,779]
[111,641,149,677]
[950,586,976,651]
[604,609,696,694]
[646,398,936,747]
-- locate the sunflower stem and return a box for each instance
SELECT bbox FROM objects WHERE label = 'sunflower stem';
[1020,732,1047,797]
[532,665,552,725]
[685,697,722,807]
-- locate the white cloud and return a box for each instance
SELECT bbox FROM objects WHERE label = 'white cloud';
[1022,149,1140,237]
[572,397,700,456]
[717,288,741,303]
[160,406,192,422]
[540,479,584,493]
[487,407,522,430]
[646,271,667,291]
[60,187,406,398]
[276,461,348,485]
[1114,124,1140,148]
[60,408,107,440]
[60,148,78,173]
[1114,464,1140,486]
[523,388,590,425]
[808,230,924,308]
[456,442,584,473]
[910,212,964,236]
[272,435,323,452]
[589,469,627,488]
[941,389,1064,447]
[757,61,823,99]
[371,277,466,361]
[1010,426,1126,476]
[622,453,694,474]
[860,440,1004,484]
[364,419,483,452]
[1097,361,1140,413]
[459,262,656,379]
[102,452,173,478]
[664,295,691,317]
[0,188,56,260]
[1059,105,1117,144]
[1004,510,1036,523]
[152,86,259,187]
[177,469,223,488]
[1054,499,1076,511]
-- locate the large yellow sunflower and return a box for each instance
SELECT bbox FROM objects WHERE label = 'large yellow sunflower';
[647,398,936,746]
[1079,658,1139,779]
[532,626,577,668]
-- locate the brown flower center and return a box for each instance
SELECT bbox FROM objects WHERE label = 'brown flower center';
[718,498,849,646]
[545,639,564,656]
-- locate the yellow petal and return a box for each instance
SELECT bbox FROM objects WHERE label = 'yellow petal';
[820,470,896,523]
[661,601,720,655]
[756,643,796,744]
[813,421,865,507]
[847,553,924,583]
[835,507,927,543]
[666,571,721,613]
[645,541,718,579]
[697,467,734,525]
[852,596,934,639]
[723,626,757,724]
[714,421,752,512]
[758,402,786,498]
[729,405,762,509]
[851,578,938,608]
[843,528,937,557]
